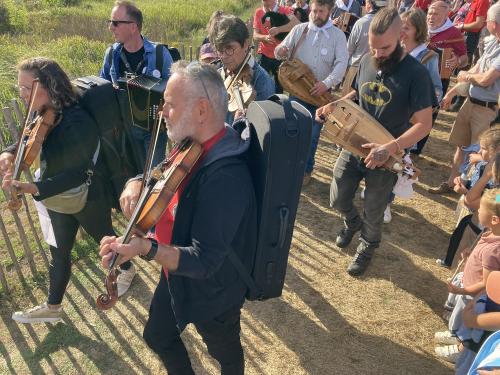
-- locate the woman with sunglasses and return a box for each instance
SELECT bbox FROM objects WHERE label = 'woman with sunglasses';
[0,57,130,324]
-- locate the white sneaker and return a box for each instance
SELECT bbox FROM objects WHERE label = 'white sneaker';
[117,263,136,297]
[360,188,365,200]
[434,331,458,345]
[12,302,62,324]
[435,344,460,363]
[383,205,392,224]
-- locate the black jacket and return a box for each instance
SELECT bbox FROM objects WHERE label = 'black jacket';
[167,126,257,330]
[6,104,107,201]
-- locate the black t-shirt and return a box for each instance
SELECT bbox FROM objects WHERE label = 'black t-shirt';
[119,46,146,76]
[354,54,436,138]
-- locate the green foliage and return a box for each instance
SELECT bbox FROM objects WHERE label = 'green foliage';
[0,0,29,33]
[43,0,81,6]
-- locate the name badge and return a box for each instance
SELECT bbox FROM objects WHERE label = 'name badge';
[321,48,328,56]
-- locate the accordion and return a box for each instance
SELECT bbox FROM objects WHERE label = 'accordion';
[339,12,359,34]
[118,74,167,131]
[437,48,454,79]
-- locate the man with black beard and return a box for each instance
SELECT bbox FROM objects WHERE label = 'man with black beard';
[317,8,435,276]
[275,0,348,185]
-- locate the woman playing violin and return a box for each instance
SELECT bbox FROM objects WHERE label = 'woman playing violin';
[0,57,135,324]
[208,15,275,124]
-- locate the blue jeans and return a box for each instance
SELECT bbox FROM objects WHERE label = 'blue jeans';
[131,126,167,169]
[330,150,397,245]
[290,97,323,174]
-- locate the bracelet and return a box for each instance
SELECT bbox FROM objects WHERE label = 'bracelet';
[140,238,158,262]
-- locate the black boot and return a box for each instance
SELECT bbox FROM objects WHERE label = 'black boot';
[347,241,377,276]
[335,217,362,248]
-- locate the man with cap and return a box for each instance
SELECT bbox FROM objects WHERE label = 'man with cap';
[199,43,219,65]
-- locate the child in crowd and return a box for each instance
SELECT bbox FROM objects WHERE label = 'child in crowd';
[437,128,500,268]
[465,271,500,374]
[434,188,500,365]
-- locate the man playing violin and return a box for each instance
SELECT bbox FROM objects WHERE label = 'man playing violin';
[99,61,257,374]
[0,57,123,324]
[208,15,275,123]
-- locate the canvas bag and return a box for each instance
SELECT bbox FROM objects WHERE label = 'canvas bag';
[42,141,100,214]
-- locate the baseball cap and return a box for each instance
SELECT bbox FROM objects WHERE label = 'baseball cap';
[200,43,218,61]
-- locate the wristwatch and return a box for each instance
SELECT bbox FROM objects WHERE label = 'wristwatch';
[140,238,158,261]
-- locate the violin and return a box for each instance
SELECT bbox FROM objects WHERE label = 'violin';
[8,80,60,211]
[96,138,203,310]
[223,49,256,113]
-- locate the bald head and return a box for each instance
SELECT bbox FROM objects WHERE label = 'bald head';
[427,1,450,31]
[488,2,500,25]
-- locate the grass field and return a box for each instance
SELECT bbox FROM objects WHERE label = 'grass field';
[0,0,260,107]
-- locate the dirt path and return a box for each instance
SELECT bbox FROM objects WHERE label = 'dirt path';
[0,110,459,374]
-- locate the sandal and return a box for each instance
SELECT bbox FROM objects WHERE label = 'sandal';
[428,182,455,194]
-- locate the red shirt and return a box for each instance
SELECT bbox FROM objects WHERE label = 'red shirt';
[428,27,467,58]
[153,128,227,246]
[253,5,293,58]
[414,0,432,12]
[464,0,489,33]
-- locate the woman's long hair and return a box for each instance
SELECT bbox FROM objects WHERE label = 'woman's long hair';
[17,57,78,110]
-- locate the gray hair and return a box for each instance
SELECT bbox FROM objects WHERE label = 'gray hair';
[488,2,500,24]
[170,61,228,120]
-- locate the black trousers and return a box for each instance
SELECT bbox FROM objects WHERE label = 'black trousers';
[257,53,283,94]
[143,272,244,375]
[442,214,481,267]
[47,194,124,305]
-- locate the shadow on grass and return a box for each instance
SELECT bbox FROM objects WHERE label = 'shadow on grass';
[244,264,452,375]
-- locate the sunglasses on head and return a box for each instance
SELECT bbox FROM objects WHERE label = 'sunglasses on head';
[107,20,135,27]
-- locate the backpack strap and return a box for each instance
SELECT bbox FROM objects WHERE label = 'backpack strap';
[420,49,438,65]
[155,43,164,73]
[106,44,113,67]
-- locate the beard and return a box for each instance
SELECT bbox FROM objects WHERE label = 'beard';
[165,110,193,143]
[312,15,329,28]
[372,42,404,74]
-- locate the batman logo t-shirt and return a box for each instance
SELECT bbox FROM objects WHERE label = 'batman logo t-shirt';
[354,54,437,138]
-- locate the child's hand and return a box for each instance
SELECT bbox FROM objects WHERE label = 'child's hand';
[468,152,483,165]
[453,180,468,194]
[462,298,478,328]
[447,281,464,294]
[460,247,471,260]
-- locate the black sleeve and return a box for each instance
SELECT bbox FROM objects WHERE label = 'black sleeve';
[35,109,99,200]
[409,64,435,115]
[174,164,254,279]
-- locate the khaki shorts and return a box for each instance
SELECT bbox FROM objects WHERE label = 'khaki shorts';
[448,98,497,146]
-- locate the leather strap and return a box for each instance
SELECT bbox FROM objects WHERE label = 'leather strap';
[290,25,309,60]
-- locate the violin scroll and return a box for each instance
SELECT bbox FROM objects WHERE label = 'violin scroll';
[96,268,119,310]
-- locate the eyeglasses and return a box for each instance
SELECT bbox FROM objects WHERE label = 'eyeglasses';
[215,46,237,57]
[107,20,135,27]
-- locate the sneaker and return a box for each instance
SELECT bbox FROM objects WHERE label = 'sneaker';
[12,302,62,324]
[335,219,362,248]
[427,182,454,194]
[435,344,460,363]
[383,205,392,224]
[436,258,451,268]
[302,173,312,187]
[434,331,458,345]
[347,242,376,276]
[117,263,136,297]
[360,188,365,200]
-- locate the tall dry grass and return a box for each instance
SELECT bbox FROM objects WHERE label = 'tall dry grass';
[0,0,260,108]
